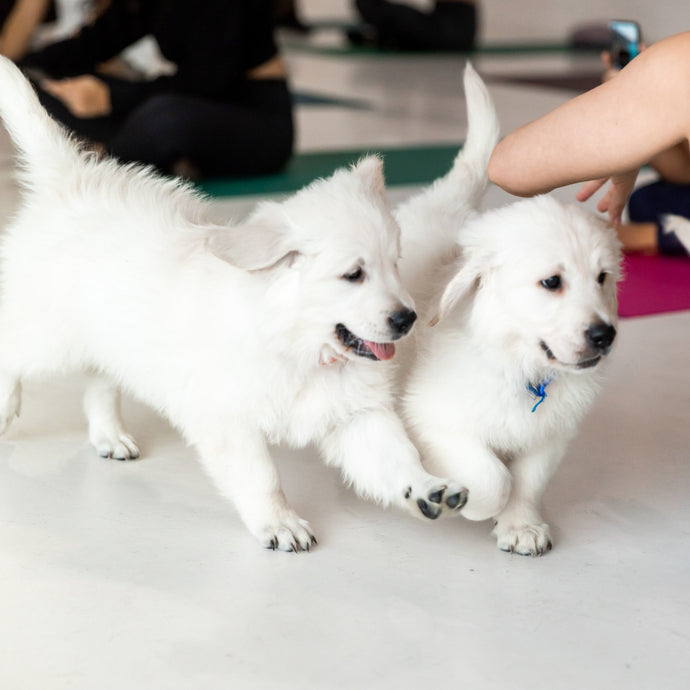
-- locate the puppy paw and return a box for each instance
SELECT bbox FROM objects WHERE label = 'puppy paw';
[404,479,468,520]
[93,432,141,461]
[493,521,552,556]
[255,511,317,553]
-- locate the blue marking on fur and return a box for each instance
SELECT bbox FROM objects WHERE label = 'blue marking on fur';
[527,377,553,413]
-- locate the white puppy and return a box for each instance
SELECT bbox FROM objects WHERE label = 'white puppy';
[0,56,468,552]
[397,64,621,555]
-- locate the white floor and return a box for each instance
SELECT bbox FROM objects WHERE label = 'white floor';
[1,14,689,690]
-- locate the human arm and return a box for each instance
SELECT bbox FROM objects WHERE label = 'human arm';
[41,74,111,117]
[20,0,145,76]
[648,140,690,184]
[601,42,690,185]
[488,31,690,223]
[16,1,145,118]
[0,0,51,60]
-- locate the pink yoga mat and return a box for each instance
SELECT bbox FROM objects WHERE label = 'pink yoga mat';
[618,253,690,318]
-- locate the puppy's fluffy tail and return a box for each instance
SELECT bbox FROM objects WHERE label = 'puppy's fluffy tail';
[0,55,80,188]
[451,62,501,205]
[397,62,500,286]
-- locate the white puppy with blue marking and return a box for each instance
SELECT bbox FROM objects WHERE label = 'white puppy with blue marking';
[397,64,621,555]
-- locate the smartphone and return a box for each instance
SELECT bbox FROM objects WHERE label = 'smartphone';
[608,20,642,68]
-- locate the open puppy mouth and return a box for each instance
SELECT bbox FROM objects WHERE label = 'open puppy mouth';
[575,355,602,369]
[335,323,395,361]
[540,340,602,370]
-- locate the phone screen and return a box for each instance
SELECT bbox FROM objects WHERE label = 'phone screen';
[609,20,641,68]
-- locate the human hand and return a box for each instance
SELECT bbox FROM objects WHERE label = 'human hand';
[41,75,111,118]
[601,42,647,82]
[600,51,619,82]
[576,168,640,226]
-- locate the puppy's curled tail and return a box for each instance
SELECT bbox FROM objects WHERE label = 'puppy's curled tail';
[396,62,499,228]
[0,55,80,188]
[453,61,501,204]
[395,62,499,292]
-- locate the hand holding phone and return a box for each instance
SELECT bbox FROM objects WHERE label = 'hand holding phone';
[608,20,642,69]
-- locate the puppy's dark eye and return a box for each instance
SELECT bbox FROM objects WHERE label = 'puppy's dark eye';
[342,267,364,283]
[540,275,561,291]
[597,271,607,285]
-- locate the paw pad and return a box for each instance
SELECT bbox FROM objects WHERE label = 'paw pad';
[406,482,469,520]
[417,498,441,520]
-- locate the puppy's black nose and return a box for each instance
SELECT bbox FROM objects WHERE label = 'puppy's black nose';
[585,323,616,351]
[389,308,417,337]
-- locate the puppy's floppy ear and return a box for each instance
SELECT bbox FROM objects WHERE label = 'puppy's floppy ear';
[353,155,386,197]
[430,258,481,326]
[206,218,298,272]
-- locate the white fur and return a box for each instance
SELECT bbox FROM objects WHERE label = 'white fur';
[397,64,622,555]
[0,56,468,552]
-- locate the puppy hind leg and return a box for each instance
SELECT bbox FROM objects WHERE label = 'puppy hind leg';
[196,431,316,552]
[0,375,21,435]
[320,410,469,520]
[83,377,140,460]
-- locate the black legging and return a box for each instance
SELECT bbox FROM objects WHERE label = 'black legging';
[36,78,294,178]
[355,0,476,52]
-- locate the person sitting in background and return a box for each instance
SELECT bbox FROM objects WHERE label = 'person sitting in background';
[624,174,690,255]
[348,0,477,52]
[488,31,690,257]
[20,0,294,180]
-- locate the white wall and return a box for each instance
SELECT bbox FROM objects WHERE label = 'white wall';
[482,0,689,44]
[301,0,689,44]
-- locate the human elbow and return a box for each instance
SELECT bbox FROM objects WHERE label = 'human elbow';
[488,142,533,197]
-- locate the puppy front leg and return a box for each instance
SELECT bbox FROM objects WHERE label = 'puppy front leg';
[492,440,568,556]
[83,377,140,460]
[420,434,513,522]
[320,409,468,520]
[196,431,316,552]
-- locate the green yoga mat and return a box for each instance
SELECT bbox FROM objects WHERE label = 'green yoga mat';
[280,38,591,59]
[198,142,462,198]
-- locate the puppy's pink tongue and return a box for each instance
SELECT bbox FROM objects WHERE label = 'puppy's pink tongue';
[365,340,395,361]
